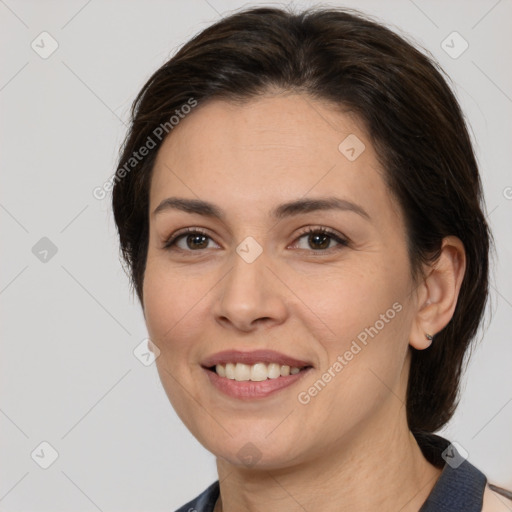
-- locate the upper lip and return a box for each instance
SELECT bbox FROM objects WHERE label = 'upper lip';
[201,349,313,368]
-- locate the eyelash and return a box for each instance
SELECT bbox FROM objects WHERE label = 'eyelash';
[162,226,349,254]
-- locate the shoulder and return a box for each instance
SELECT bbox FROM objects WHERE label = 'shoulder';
[482,484,512,512]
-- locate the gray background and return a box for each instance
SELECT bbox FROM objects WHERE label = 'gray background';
[1,0,511,510]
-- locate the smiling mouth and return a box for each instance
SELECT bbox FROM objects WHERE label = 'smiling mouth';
[205,362,313,381]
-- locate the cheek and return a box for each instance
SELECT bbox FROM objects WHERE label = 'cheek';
[142,260,195,356]
[299,261,412,391]
[296,262,402,341]
[142,263,209,414]
[142,255,221,372]
[142,266,171,343]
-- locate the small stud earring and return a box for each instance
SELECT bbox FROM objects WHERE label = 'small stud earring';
[425,333,434,342]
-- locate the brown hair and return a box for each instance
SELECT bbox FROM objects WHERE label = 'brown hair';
[112,7,491,434]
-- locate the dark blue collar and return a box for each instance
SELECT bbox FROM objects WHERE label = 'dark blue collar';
[417,432,487,511]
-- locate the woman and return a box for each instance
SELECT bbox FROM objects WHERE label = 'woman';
[112,6,511,511]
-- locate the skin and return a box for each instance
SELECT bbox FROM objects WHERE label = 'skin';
[142,92,469,511]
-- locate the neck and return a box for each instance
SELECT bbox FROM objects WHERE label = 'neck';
[214,404,442,512]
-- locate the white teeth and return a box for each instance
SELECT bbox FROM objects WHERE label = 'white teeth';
[215,364,226,378]
[234,363,251,381]
[213,362,305,381]
[267,363,281,379]
[250,363,268,382]
[225,363,236,379]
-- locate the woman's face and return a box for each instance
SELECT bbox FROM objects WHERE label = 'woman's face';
[143,93,421,468]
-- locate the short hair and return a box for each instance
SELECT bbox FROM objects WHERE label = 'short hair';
[112,7,491,434]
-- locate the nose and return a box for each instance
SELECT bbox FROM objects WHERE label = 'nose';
[213,248,288,333]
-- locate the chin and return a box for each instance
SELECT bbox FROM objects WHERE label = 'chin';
[201,429,310,470]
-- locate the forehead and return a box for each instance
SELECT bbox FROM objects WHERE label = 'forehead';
[149,94,397,223]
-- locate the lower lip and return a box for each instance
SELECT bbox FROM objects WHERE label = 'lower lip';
[203,367,312,399]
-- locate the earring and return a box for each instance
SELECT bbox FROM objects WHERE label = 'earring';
[425,333,434,342]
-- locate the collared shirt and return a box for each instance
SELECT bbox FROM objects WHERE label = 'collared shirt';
[175,433,488,512]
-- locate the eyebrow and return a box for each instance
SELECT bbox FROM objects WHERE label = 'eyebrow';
[153,196,370,221]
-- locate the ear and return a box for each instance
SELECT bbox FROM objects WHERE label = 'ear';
[409,236,466,350]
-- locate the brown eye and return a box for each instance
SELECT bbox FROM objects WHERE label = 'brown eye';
[293,228,348,252]
[307,232,330,250]
[163,229,219,251]
[163,227,348,254]
[183,233,209,250]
